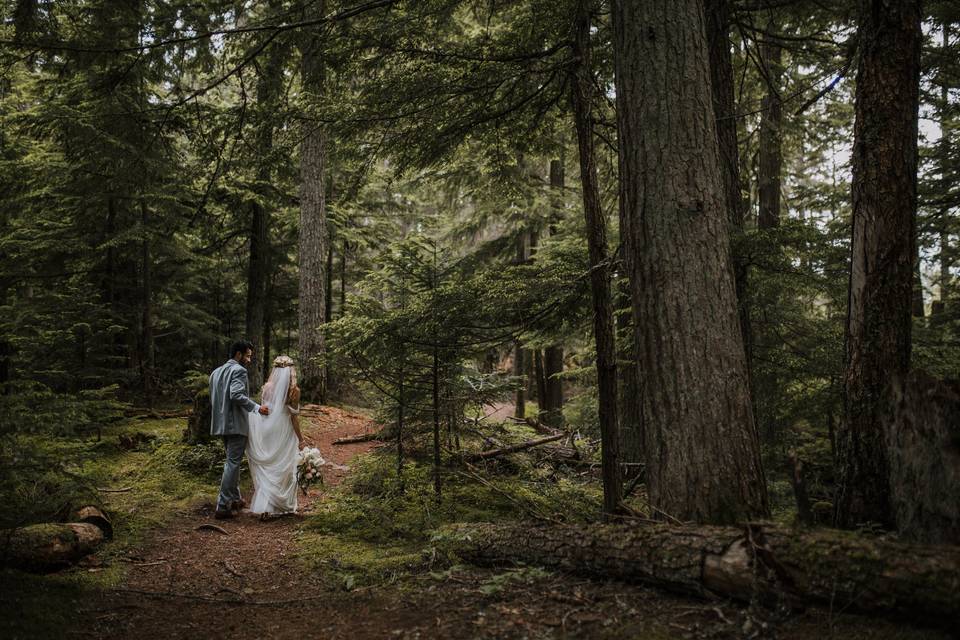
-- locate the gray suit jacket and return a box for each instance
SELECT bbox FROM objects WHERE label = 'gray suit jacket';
[209,359,259,437]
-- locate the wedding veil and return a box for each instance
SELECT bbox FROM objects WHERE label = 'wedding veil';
[246,360,299,514]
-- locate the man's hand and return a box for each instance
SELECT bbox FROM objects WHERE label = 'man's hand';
[258,405,270,416]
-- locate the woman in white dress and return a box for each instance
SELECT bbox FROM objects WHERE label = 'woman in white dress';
[246,355,304,515]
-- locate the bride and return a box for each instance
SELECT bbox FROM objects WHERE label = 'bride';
[246,355,304,515]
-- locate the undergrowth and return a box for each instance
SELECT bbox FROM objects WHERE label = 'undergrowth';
[1,417,219,637]
[296,444,601,589]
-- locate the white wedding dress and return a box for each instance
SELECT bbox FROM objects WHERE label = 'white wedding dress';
[246,366,299,515]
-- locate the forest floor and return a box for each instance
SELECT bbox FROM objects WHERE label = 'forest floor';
[2,406,952,640]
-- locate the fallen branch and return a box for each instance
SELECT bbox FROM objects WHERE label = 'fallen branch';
[444,521,960,625]
[97,487,133,493]
[194,524,229,535]
[332,432,380,445]
[462,433,565,462]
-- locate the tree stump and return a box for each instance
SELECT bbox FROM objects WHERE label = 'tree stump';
[885,370,960,544]
[184,387,214,444]
[2,523,105,572]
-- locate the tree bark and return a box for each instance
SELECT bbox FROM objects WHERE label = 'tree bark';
[705,0,753,401]
[447,521,960,625]
[936,23,951,316]
[836,0,921,530]
[758,18,783,231]
[140,199,155,403]
[572,1,621,516]
[246,26,285,390]
[884,370,960,544]
[616,277,643,466]
[543,159,565,427]
[298,1,328,403]
[612,0,768,524]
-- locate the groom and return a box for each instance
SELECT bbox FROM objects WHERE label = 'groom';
[210,340,270,520]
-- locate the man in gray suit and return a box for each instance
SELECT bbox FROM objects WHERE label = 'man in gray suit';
[210,340,270,519]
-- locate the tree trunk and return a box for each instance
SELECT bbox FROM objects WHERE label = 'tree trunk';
[616,277,643,466]
[512,341,526,419]
[572,1,621,517]
[757,18,782,231]
[298,1,328,403]
[836,0,920,530]
[612,0,767,524]
[884,370,960,544]
[246,31,284,390]
[936,24,951,316]
[543,159,565,427]
[705,0,753,404]
[140,199,155,403]
[447,521,960,625]
[534,349,547,416]
[912,256,925,317]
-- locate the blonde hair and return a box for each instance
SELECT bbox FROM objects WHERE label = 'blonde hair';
[272,355,299,405]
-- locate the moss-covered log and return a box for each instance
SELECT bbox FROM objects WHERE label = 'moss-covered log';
[445,522,960,623]
[2,523,105,572]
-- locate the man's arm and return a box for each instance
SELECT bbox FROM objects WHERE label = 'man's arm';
[228,367,259,413]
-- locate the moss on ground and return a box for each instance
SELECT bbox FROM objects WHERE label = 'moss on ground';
[295,448,601,588]
[1,417,221,636]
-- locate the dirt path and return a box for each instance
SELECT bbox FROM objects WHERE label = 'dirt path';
[79,406,949,640]
[85,406,410,640]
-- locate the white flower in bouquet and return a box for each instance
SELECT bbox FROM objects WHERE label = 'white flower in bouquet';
[297,446,326,493]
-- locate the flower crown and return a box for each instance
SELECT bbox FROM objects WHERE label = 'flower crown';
[273,355,295,368]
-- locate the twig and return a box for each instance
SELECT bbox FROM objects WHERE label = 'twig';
[195,524,229,535]
[97,487,133,493]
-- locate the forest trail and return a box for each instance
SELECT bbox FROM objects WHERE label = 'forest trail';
[74,406,950,640]
[82,406,411,640]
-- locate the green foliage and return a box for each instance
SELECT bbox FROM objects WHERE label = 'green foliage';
[297,449,599,586]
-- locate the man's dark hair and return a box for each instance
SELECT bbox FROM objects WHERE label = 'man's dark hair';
[229,340,254,360]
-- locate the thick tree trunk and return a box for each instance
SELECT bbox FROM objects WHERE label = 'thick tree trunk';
[448,521,960,624]
[884,370,960,544]
[836,0,920,530]
[612,0,767,524]
[298,2,328,403]
[572,1,621,516]
[246,31,284,390]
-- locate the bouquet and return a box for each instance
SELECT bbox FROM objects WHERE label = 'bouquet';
[297,446,326,494]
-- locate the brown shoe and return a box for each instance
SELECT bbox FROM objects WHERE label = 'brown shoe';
[214,509,236,520]
[231,499,247,512]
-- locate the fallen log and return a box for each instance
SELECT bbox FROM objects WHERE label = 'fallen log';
[444,521,960,624]
[332,432,380,445]
[2,522,105,572]
[462,433,566,462]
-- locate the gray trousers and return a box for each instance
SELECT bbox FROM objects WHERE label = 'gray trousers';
[217,434,247,511]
